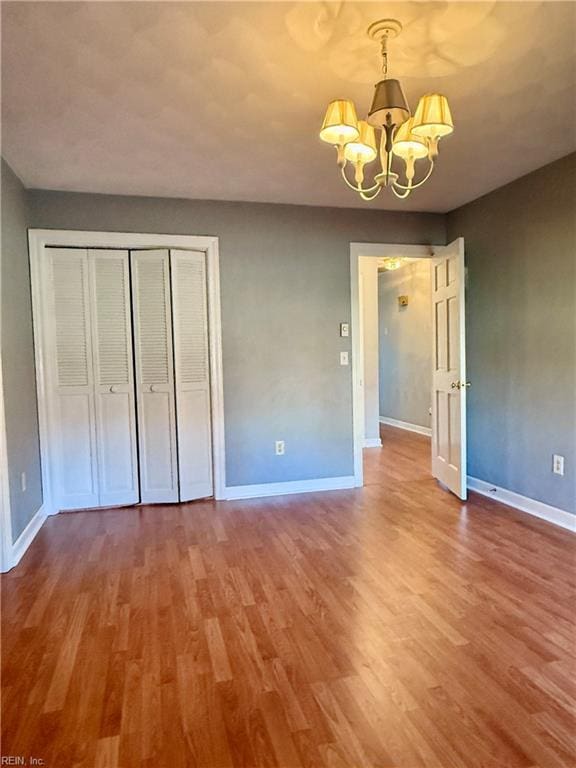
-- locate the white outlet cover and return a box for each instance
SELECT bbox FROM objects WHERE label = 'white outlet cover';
[553,454,565,475]
[340,351,349,366]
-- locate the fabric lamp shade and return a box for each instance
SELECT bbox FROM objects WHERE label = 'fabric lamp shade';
[320,99,360,145]
[367,79,410,128]
[411,93,453,138]
[344,121,378,164]
[392,118,428,160]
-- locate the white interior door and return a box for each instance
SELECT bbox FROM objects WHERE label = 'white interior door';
[46,248,99,510]
[431,237,468,499]
[131,249,179,503]
[89,250,139,506]
[170,250,213,501]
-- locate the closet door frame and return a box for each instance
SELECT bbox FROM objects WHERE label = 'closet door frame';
[29,229,226,518]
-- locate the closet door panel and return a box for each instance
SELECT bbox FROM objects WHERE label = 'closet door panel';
[131,249,178,503]
[89,250,139,506]
[48,248,99,509]
[141,390,176,490]
[171,250,213,501]
[177,389,212,499]
[59,394,95,498]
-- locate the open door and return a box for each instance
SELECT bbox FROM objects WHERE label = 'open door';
[431,237,468,499]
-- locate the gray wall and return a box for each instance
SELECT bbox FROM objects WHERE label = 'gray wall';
[1,159,43,539]
[448,154,576,514]
[379,260,432,429]
[25,186,445,487]
[4,153,573,517]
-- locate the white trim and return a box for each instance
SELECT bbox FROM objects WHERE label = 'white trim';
[467,476,576,532]
[9,503,50,570]
[350,242,434,488]
[224,475,356,500]
[363,438,382,448]
[379,417,432,437]
[0,359,13,572]
[28,229,227,518]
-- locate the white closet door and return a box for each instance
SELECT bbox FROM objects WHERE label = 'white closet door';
[89,250,139,506]
[170,250,213,501]
[131,249,178,503]
[47,248,99,510]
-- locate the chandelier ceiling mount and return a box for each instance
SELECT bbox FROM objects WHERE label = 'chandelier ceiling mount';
[320,19,454,202]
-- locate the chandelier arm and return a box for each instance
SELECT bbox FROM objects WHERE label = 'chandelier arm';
[340,166,380,194]
[390,184,412,200]
[360,187,384,202]
[391,160,435,191]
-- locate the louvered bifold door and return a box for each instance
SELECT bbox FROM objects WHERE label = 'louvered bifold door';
[88,250,139,506]
[131,249,179,503]
[170,250,213,501]
[46,248,99,509]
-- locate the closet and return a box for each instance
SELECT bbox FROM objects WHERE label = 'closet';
[44,246,212,511]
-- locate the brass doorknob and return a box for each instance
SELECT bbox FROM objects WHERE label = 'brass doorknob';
[451,381,460,389]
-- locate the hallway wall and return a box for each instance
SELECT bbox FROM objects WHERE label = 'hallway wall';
[378,260,432,430]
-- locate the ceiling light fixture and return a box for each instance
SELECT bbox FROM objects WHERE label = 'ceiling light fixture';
[379,257,404,271]
[320,19,454,201]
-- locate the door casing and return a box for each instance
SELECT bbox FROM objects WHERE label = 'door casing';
[349,240,467,494]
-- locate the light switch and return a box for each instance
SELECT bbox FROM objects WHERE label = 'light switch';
[340,351,349,366]
[340,323,349,337]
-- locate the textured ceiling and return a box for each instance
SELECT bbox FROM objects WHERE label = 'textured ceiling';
[2,1,575,212]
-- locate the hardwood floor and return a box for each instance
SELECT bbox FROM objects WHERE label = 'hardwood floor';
[2,425,575,767]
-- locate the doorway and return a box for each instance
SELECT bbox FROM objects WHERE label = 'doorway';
[350,240,468,500]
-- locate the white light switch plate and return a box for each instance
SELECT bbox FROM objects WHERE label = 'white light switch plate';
[340,351,349,366]
[340,323,349,337]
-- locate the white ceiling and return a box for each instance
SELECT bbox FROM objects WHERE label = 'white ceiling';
[2,1,575,212]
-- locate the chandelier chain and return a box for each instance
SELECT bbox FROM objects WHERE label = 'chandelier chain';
[381,39,388,77]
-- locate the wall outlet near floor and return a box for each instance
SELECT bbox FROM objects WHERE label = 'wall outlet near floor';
[21,472,26,492]
[275,440,285,456]
[552,454,564,476]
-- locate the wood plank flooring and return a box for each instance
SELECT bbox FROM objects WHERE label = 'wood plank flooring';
[2,425,575,767]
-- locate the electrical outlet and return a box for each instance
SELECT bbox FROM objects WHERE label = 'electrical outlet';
[553,454,564,476]
[21,472,26,492]
[340,351,349,366]
[275,440,285,456]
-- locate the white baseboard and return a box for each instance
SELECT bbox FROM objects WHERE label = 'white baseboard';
[364,438,382,448]
[467,476,576,533]
[224,475,356,501]
[379,416,432,437]
[9,502,49,570]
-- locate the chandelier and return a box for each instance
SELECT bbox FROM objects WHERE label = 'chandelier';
[319,19,454,201]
